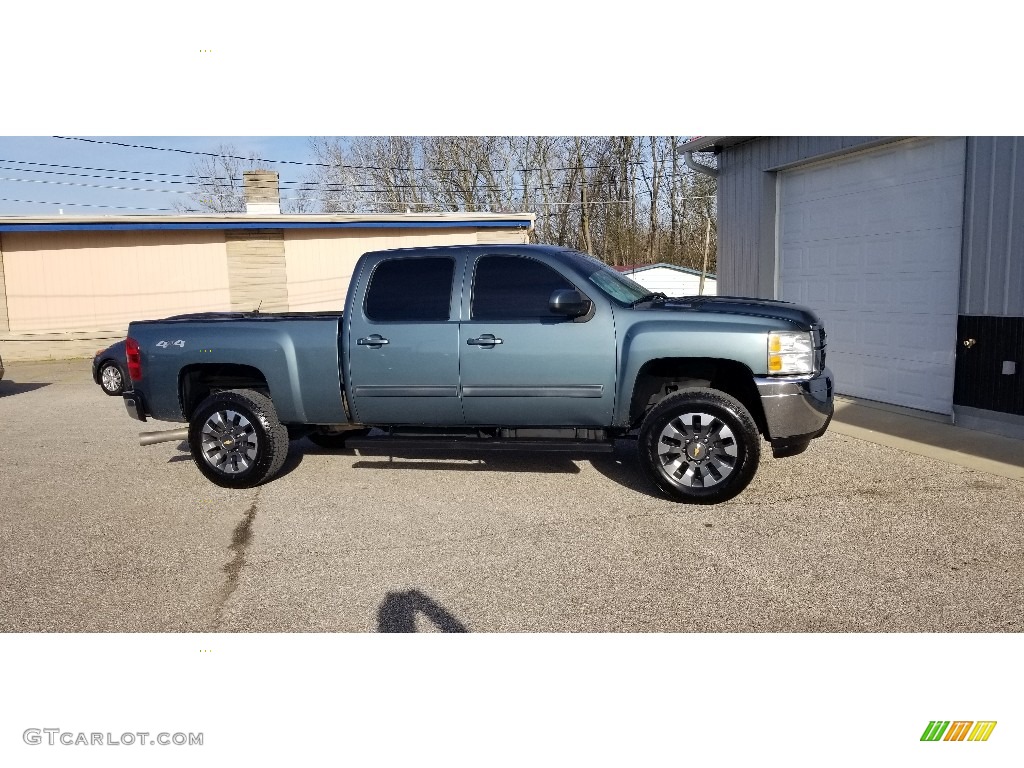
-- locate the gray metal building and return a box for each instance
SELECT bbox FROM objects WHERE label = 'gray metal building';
[679,136,1024,438]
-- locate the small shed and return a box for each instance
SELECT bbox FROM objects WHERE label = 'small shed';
[618,263,717,297]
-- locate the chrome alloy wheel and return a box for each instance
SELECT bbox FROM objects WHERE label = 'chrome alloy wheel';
[656,411,738,488]
[200,409,259,474]
[101,364,123,393]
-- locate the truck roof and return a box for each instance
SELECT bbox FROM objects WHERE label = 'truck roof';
[360,243,565,258]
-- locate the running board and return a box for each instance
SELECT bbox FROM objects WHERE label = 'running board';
[345,436,614,455]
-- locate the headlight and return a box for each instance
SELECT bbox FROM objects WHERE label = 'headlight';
[767,331,813,374]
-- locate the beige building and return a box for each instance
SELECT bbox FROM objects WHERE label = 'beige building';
[0,172,534,361]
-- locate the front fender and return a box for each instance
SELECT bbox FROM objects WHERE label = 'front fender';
[614,318,775,426]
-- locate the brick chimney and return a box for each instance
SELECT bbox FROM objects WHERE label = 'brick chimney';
[243,171,281,215]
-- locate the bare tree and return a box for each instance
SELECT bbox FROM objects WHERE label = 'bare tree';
[174,144,259,213]
[292,135,718,272]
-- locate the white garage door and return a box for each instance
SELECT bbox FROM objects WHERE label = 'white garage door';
[777,137,965,414]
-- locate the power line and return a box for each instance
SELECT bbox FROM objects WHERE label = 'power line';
[51,136,332,168]
[0,170,716,203]
[49,136,695,176]
[0,165,247,187]
[0,157,704,189]
[2,140,715,214]
[0,158,318,188]
[6,149,710,200]
[0,197,173,212]
[0,176,195,195]
[0,158,214,179]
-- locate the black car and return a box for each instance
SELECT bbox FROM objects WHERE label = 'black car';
[92,340,129,396]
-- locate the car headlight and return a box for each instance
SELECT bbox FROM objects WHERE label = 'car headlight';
[767,331,813,374]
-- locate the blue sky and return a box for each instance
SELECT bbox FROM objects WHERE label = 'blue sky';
[0,136,321,215]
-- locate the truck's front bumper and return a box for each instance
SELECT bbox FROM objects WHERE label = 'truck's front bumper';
[753,367,833,456]
[123,390,148,422]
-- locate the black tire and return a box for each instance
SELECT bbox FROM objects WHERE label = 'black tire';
[638,388,761,504]
[99,361,127,396]
[307,428,371,449]
[188,389,289,488]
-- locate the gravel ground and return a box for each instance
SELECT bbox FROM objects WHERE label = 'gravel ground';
[1,358,1022,632]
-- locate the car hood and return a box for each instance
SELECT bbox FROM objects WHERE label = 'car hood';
[644,295,823,330]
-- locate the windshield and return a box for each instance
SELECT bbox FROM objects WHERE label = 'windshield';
[588,268,652,304]
[557,249,650,305]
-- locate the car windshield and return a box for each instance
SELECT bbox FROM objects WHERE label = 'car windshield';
[557,249,650,305]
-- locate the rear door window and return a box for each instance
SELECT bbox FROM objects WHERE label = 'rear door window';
[364,257,455,322]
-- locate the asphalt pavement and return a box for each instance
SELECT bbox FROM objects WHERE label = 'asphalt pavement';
[1,358,1022,632]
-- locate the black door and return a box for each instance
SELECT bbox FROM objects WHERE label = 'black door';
[953,315,1024,416]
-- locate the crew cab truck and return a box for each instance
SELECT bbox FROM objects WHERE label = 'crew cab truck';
[122,244,833,503]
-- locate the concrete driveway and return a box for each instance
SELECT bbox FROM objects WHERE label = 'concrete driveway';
[1,359,1022,632]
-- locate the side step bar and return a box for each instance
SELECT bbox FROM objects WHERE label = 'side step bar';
[345,436,615,455]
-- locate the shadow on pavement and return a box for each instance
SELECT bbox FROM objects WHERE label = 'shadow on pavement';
[586,440,664,500]
[833,400,1024,470]
[167,439,305,479]
[349,440,666,494]
[378,590,469,633]
[168,442,192,463]
[0,381,50,398]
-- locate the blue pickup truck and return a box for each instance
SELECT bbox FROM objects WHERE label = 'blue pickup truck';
[122,244,833,503]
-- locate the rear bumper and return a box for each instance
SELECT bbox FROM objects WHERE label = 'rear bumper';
[123,390,148,422]
[754,367,833,451]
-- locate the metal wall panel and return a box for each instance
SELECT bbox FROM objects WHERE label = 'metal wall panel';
[720,136,1024,316]
[961,136,1024,317]
[716,137,890,296]
[715,135,1024,423]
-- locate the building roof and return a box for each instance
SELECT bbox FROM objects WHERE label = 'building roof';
[0,211,536,233]
[615,262,717,279]
[674,136,753,153]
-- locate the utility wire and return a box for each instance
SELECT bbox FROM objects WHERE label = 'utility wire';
[51,136,331,167]
[0,165,249,187]
[0,158,222,179]
[0,176,196,195]
[0,163,696,193]
[0,172,716,204]
[0,197,174,212]
[50,136,689,175]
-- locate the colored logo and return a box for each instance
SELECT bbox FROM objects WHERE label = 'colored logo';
[921,721,997,742]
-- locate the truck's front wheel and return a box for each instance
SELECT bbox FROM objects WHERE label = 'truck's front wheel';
[638,388,760,504]
[188,389,289,488]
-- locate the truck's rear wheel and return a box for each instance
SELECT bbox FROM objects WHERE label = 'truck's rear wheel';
[188,389,289,488]
[638,388,760,504]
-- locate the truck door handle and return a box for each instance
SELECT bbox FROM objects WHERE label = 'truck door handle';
[467,335,503,347]
[357,335,390,348]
